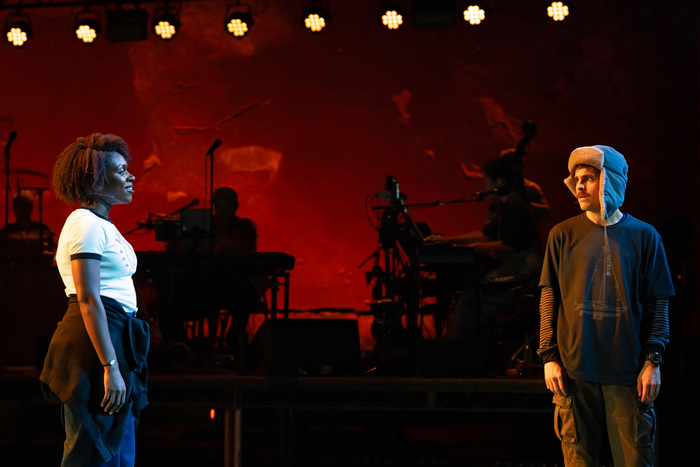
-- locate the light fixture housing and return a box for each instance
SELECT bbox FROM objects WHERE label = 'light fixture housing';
[153,7,180,40]
[106,9,149,42]
[302,2,331,33]
[462,4,487,25]
[545,1,572,22]
[5,12,32,47]
[225,3,254,39]
[75,11,101,44]
[380,7,406,30]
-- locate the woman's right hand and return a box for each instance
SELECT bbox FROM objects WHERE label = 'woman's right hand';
[102,366,127,415]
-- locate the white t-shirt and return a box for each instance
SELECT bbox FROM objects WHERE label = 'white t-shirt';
[56,208,138,314]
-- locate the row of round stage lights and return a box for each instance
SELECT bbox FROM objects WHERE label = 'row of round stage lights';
[4,2,572,47]
[3,7,182,46]
[381,2,570,29]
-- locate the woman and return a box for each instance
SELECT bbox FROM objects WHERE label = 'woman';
[40,133,149,467]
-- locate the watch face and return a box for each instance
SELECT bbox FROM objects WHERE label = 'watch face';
[649,353,662,364]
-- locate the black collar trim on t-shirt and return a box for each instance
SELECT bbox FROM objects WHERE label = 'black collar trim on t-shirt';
[78,206,113,224]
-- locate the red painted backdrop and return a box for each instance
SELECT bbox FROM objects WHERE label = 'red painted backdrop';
[1,1,698,314]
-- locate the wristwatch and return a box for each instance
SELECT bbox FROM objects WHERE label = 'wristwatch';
[646,352,663,366]
[102,359,118,368]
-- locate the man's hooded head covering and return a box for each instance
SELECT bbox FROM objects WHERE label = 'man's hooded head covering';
[564,145,628,221]
[564,145,628,277]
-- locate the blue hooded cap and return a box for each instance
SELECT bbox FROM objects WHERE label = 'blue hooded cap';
[564,145,628,220]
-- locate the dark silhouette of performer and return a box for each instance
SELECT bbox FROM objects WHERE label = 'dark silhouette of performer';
[426,157,542,350]
[212,187,257,253]
[489,148,550,223]
[209,187,262,364]
[0,190,55,265]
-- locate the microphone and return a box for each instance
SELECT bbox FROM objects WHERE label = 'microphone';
[171,198,199,215]
[206,139,222,155]
[4,130,17,155]
[471,186,510,200]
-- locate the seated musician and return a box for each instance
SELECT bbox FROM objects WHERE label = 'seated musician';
[464,148,550,225]
[425,157,542,342]
[210,187,263,360]
[212,187,257,253]
[0,190,55,266]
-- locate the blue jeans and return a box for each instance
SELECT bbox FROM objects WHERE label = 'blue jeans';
[62,405,136,467]
[553,379,656,467]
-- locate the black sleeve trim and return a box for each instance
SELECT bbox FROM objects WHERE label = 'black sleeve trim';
[70,253,102,261]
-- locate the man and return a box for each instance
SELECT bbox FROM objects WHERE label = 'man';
[0,190,55,265]
[538,145,673,466]
[426,157,542,345]
[212,187,257,253]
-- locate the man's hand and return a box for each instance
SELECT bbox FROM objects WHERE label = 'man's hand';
[544,361,568,396]
[425,234,448,244]
[637,360,661,404]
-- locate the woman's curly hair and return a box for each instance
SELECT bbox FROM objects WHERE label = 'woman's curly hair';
[52,133,131,205]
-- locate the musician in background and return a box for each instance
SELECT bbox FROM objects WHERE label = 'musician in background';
[464,148,550,225]
[211,187,262,364]
[0,190,55,265]
[212,187,257,253]
[425,157,542,345]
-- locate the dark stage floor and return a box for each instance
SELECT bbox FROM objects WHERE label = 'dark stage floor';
[3,368,694,467]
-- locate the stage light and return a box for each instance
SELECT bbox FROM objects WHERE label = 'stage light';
[302,2,330,33]
[75,11,101,44]
[463,5,486,25]
[381,9,405,30]
[153,7,180,40]
[225,3,254,39]
[106,9,149,42]
[547,2,570,21]
[5,12,32,47]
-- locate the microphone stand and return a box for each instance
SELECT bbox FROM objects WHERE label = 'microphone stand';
[205,141,221,253]
[2,135,14,372]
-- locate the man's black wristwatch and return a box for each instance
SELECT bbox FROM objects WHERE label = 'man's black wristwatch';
[646,352,663,366]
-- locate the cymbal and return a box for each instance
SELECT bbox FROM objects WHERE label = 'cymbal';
[3,168,48,177]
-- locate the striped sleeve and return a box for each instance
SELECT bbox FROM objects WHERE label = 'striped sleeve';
[643,297,669,355]
[537,286,560,363]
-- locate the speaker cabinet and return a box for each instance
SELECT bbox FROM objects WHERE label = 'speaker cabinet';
[250,319,362,376]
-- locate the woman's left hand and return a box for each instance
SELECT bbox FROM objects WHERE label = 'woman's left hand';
[102,365,127,414]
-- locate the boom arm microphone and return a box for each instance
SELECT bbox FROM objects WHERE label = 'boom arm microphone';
[170,198,199,215]
[4,131,17,155]
[206,139,222,155]
[471,186,510,201]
